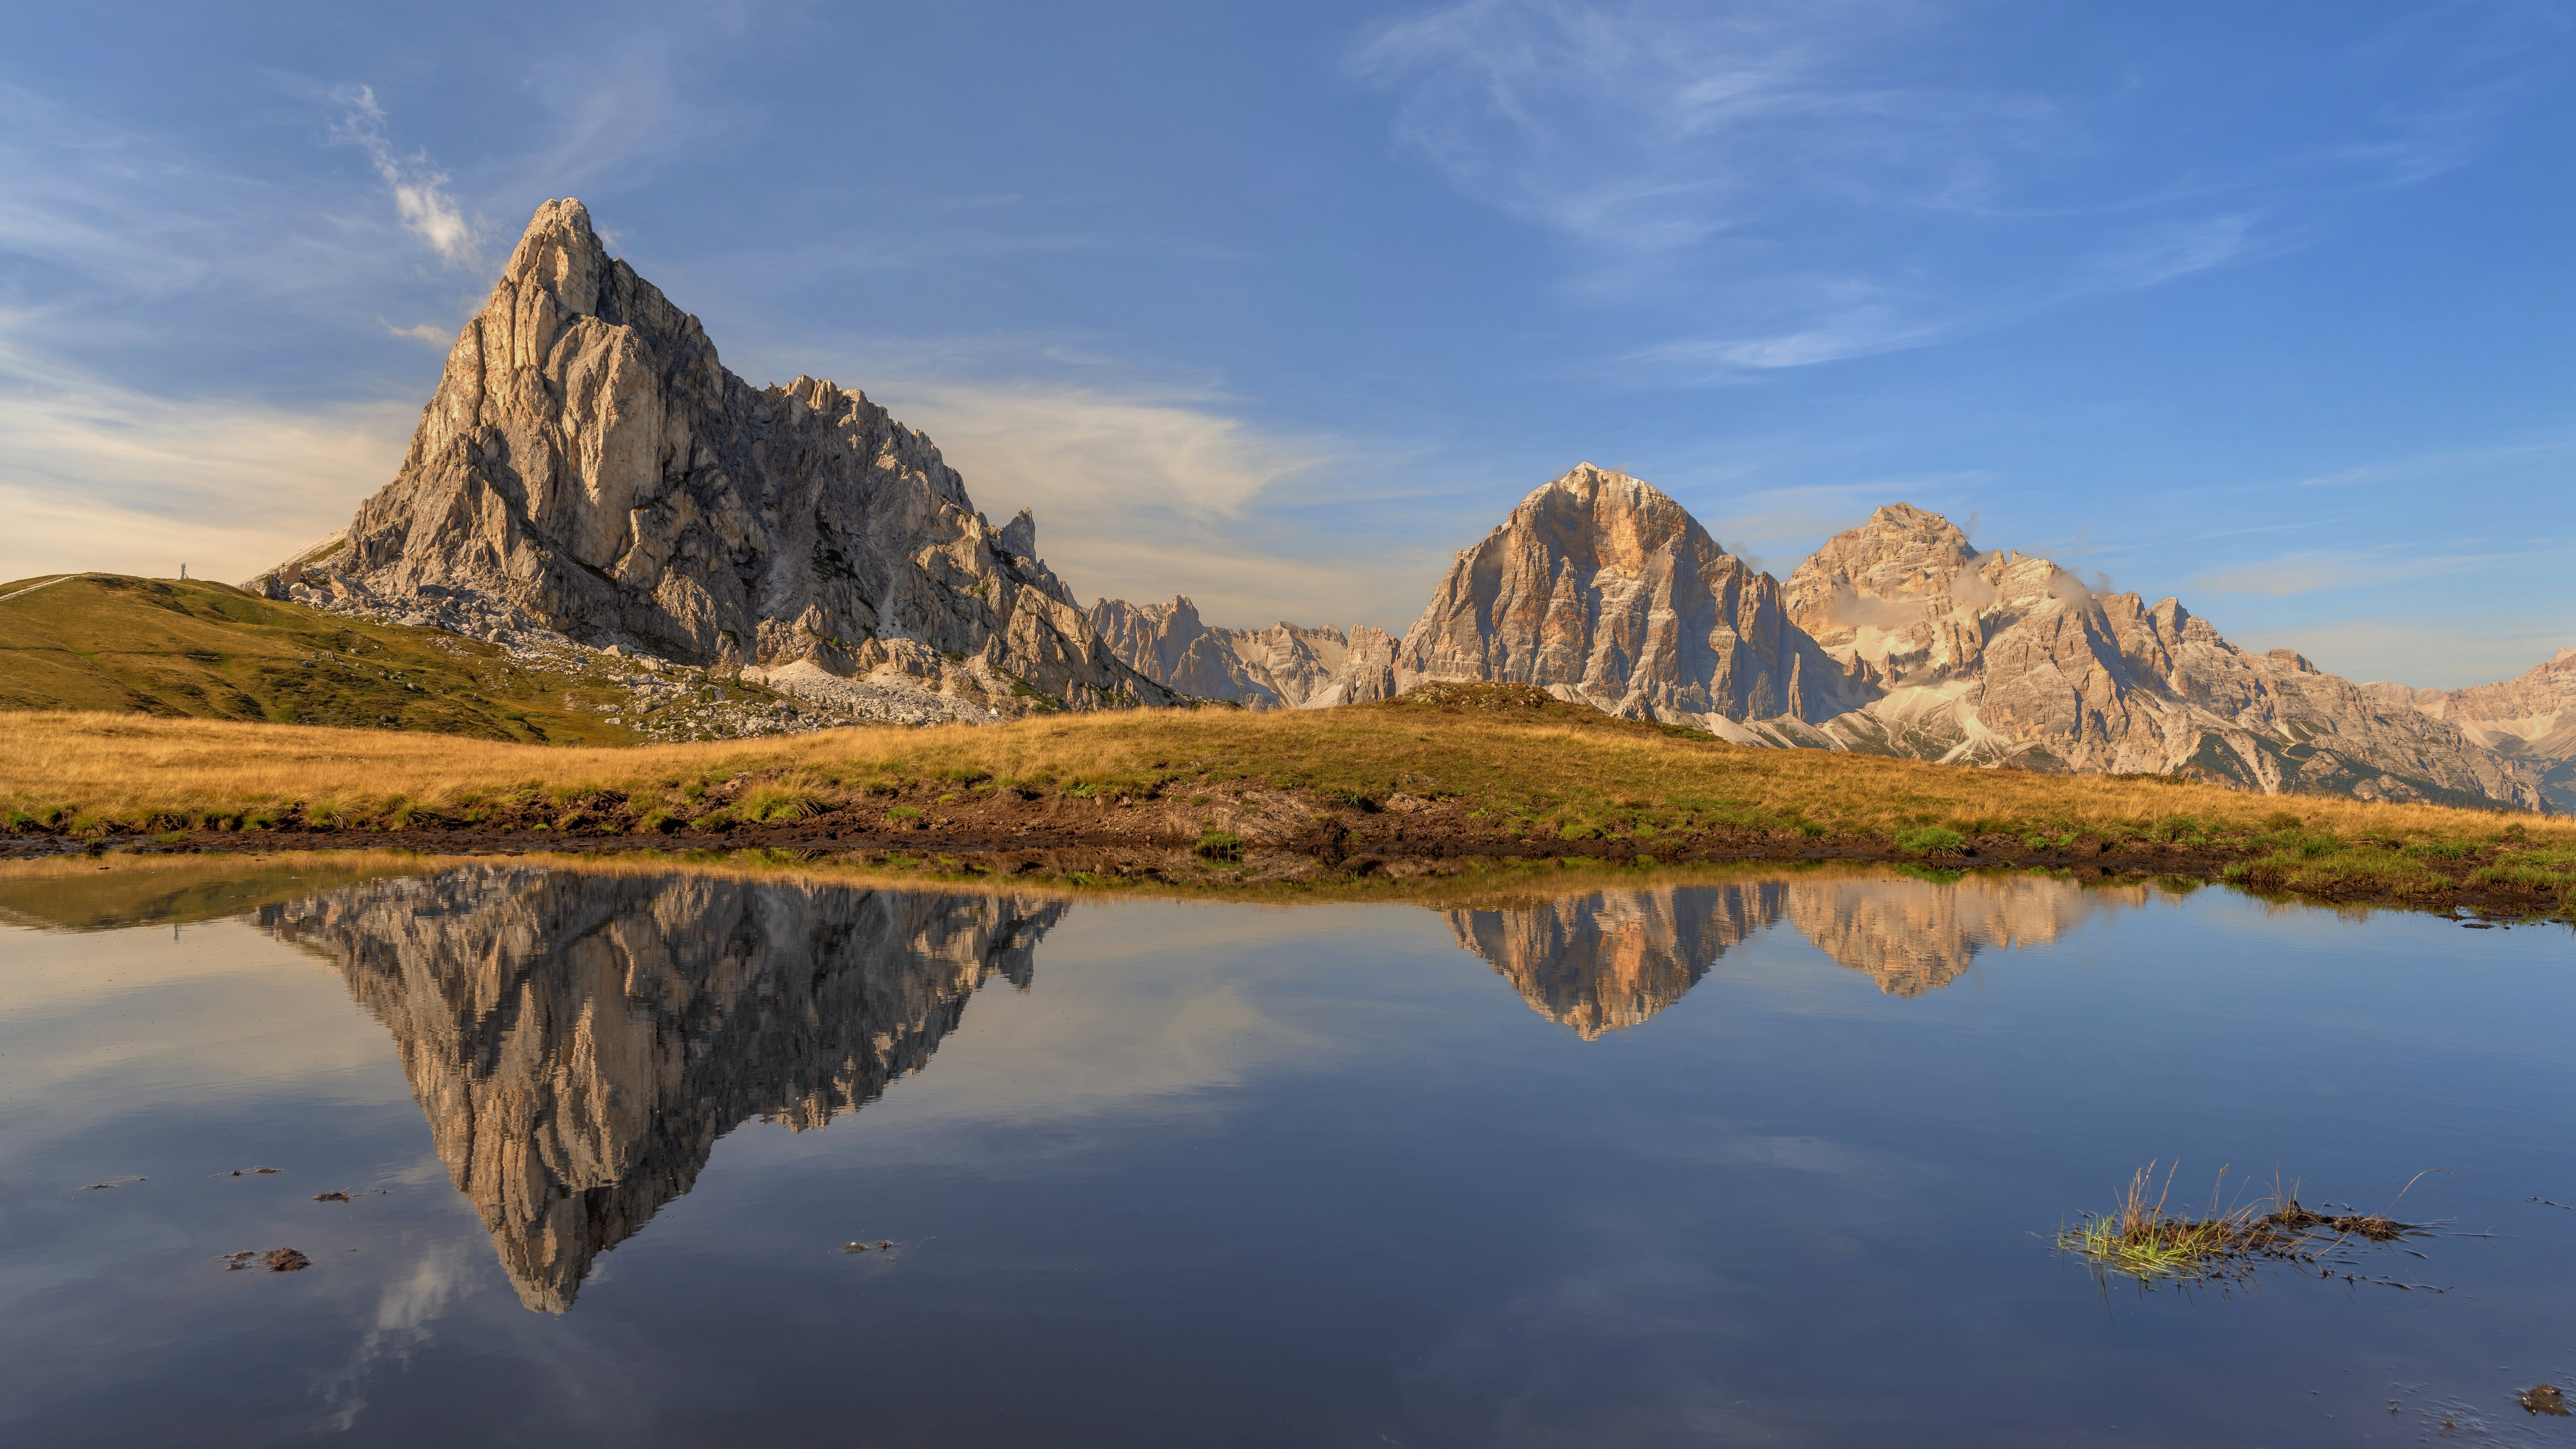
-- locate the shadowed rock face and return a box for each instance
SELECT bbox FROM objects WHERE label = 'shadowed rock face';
[1397,465,1861,727]
[265,867,1064,1312]
[258,198,1171,717]
[1444,872,2157,1032]
[1780,504,2544,809]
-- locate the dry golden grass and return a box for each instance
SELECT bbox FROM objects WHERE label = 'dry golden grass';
[1,695,2568,907]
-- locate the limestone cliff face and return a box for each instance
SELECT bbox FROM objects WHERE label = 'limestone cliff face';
[1394,465,1862,730]
[2375,649,2576,812]
[267,867,1063,1312]
[256,199,1172,717]
[1087,596,1354,709]
[1441,870,2155,1033]
[1781,504,2545,808]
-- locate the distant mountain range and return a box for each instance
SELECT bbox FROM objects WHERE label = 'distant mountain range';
[1096,466,2561,811]
[243,200,2565,810]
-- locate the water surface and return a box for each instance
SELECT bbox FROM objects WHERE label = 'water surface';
[2,859,2569,1446]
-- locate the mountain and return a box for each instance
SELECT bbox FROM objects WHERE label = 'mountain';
[1087,596,1361,709]
[270,865,1063,1313]
[1391,464,1860,730]
[1780,504,2545,808]
[2371,649,2576,811]
[1086,470,2540,808]
[1440,871,2155,1035]
[1444,882,1788,1038]
[247,199,1174,722]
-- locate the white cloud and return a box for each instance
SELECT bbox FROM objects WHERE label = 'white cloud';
[331,85,485,268]
[380,318,452,343]
[0,335,410,585]
[876,379,1452,631]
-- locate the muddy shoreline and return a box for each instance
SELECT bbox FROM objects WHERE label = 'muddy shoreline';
[1,781,2559,918]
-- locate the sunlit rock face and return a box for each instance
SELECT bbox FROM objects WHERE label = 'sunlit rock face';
[267,868,1064,1312]
[1446,871,2161,1030]
[2374,649,2576,812]
[1088,596,1356,709]
[252,198,1171,718]
[1781,504,2545,808]
[1444,884,1790,1039]
[1394,465,1863,730]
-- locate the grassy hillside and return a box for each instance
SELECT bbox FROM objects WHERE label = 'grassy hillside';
[1,685,2568,911]
[0,573,668,744]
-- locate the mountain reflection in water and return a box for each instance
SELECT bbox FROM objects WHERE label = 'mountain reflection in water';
[261,867,1065,1312]
[1449,873,2151,1037]
[47,862,2155,1313]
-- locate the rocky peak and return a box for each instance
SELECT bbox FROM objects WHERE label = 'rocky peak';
[254,198,1171,721]
[1393,463,1859,729]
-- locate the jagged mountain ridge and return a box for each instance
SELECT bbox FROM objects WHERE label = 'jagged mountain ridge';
[1444,873,2157,1036]
[2369,649,2576,811]
[1777,504,2545,808]
[250,199,1174,720]
[1087,596,1385,710]
[1100,466,2545,809]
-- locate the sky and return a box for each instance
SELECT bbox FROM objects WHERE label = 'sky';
[4,0,2572,688]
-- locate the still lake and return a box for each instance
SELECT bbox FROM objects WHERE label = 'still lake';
[1,857,2569,1446]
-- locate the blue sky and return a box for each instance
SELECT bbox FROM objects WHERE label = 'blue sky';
[4,0,2571,687]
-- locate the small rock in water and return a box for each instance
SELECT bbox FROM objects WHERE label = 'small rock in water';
[2521,1384,2569,1416]
[264,1248,311,1272]
[313,1192,349,1203]
[223,1251,258,1271]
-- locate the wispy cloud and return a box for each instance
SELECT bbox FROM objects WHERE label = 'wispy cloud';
[876,378,1449,630]
[2291,436,2576,488]
[2237,618,2576,691]
[0,333,411,584]
[1351,0,2049,250]
[1351,0,2556,380]
[380,318,452,343]
[2187,548,2519,598]
[331,85,484,267]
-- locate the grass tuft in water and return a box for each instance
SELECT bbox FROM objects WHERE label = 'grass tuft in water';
[2057,1163,2423,1283]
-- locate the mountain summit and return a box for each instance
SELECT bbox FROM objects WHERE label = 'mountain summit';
[254,199,1171,718]
[1391,464,1860,730]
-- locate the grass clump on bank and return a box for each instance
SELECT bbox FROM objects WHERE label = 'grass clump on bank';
[2057,1163,2423,1283]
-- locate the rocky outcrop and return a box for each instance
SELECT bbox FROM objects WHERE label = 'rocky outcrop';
[1393,465,1864,734]
[2375,649,2576,811]
[250,199,1174,719]
[1781,504,2546,808]
[267,866,1064,1312]
[1442,870,2156,1033]
[1088,596,1356,709]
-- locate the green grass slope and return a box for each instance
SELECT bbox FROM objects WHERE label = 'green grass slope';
[0,573,651,744]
